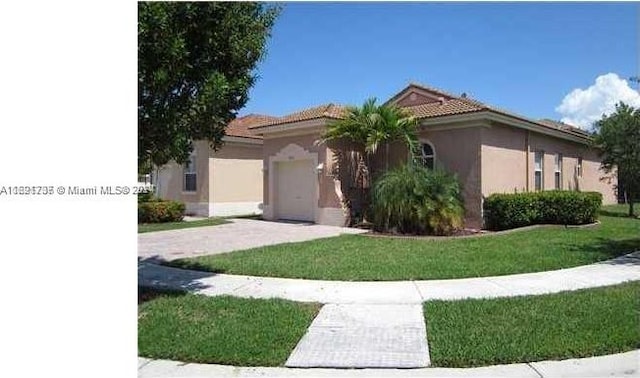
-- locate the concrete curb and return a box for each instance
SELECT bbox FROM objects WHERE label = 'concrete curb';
[137,349,640,377]
[138,251,640,304]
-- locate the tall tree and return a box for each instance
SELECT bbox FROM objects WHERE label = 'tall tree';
[593,102,640,217]
[320,98,419,223]
[138,2,279,170]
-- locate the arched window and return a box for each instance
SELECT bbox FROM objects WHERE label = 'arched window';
[420,142,435,169]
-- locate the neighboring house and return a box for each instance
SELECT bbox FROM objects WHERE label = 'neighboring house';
[249,83,617,229]
[155,114,274,217]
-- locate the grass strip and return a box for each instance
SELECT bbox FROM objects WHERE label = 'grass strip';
[138,217,229,233]
[138,287,320,366]
[424,282,640,367]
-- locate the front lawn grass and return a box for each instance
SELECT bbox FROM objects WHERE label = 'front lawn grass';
[601,203,639,218]
[138,217,229,233]
[166,216,640,281]
[424,282,640,367]
[138,287,320,366]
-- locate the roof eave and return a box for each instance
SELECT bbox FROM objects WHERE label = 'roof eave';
[484,111,592,144]
[249,117,337,136]
[222,135,263,145]
[419,111,592,144]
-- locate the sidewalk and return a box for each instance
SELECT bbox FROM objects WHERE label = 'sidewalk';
[138,251,640,374]
[285,304,430,368]
[137,349,640,377]
[138,251,640,304]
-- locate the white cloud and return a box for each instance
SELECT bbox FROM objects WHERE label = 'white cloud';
[555,73,640,130]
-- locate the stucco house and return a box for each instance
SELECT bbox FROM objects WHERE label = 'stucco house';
[155,114,272,217]
[249,83,617,229]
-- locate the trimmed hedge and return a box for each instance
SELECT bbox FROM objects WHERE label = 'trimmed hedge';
[483,191,602,231]
[138,199,185,223]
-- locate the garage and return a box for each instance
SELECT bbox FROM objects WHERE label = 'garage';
[275,159,315,221]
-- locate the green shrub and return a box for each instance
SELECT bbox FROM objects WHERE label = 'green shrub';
[372,164,464,235]
[138,200,185,223]
[138,190,156,203]
[483,191,602,230]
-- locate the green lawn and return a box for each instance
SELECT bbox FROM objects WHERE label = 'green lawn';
[166,215,640,281]
[138,287,319,366]
[424,282,640,367]
[601,203,639,218]
[138,217,229,233]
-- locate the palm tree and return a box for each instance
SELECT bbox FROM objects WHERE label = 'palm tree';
[320,97,419,224]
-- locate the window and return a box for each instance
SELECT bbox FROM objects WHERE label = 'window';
[183,153,197,192]
[554,153,563,189]
[138,173,151,185]
[577,157,583,178]
[534,151,544,191]
[420,142,435,169]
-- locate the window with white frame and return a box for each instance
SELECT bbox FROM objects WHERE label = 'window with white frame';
[577,157,583,178]
[420,142,435,169]
[183,152,197,192]
[534,151,544,191]
[554,153,563,189]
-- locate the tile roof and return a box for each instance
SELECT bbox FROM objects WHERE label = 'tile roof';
[249,103,347,129]
[537,119,591,137]
[386,82,458,104]
[226,114,277,139]
[405,83,591,139]
[247,82,591,141]
[402,98,484,118]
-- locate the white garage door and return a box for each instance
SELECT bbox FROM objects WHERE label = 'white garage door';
[276,159,315,222]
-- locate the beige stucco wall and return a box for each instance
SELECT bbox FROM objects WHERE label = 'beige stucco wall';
[396,92,439,107]
[210,143,263,203]
[576,149,618,204]
[481,125,528,195]
[528,132,616,203]
[383,123,617,229]
[481,124,617,205]
[529,132,587,192]
[156,140,211,215]
[155,140,266,216]
[385,126,483,229]
[423,127,483,229]
[260,119,616,228]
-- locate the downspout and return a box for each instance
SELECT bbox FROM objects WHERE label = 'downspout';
[153,165,160,196]
[525,130,530,191]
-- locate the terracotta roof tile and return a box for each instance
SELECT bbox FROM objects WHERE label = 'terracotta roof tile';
[402,98,484,118]
[245,82,591,141]
[537,119,591,136]
[226,114,277,139]
[249,103,347,129]
[403,84,590,139]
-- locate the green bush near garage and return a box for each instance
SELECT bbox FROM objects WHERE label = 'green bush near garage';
[483,191,602,230]
[138,197,185,223]
[137,190,155,203]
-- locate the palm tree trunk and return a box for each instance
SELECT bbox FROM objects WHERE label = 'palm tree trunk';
[385,141,389,171]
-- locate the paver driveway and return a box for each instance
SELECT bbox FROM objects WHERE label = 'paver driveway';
[138,218,366,261]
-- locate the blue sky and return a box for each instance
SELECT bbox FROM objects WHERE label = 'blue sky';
[241,2,638,126]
